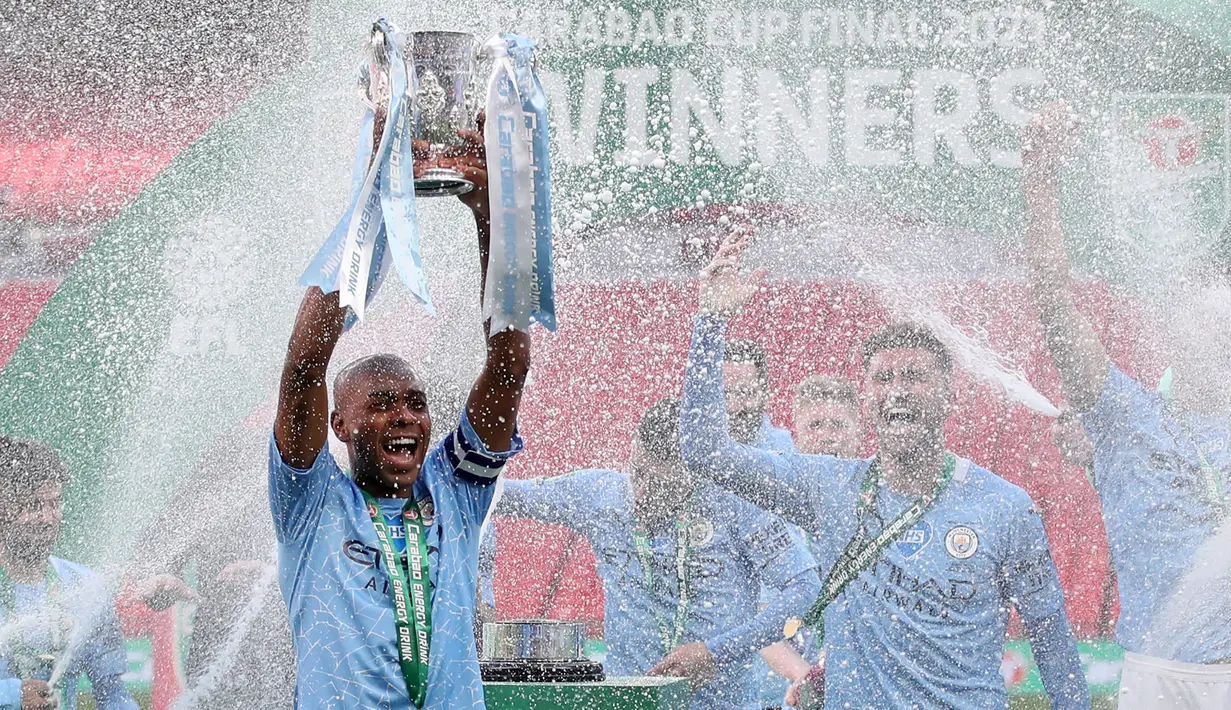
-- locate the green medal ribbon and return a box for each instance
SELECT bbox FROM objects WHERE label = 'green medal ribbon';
[1193,443,1228,517]
[1160,416,1229,517]
[361,491,433,709]
[801,453,956,641]
[631,519,691,654]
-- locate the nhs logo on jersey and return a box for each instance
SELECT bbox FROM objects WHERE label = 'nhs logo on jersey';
[895,520,933,559]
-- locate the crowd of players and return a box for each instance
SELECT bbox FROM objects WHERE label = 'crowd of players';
[0,102,1226,710]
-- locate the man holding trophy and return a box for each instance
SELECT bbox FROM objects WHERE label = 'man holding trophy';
[270,21,552,709]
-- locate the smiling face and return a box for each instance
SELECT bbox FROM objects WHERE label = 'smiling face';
[862,348,952,458]
[330,357,432,498]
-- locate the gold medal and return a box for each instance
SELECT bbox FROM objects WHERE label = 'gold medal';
[783,617,802,639]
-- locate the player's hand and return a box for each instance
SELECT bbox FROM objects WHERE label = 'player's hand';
[785,677,804,707]
[1022,101,1081,172]
[698,226,766,318]
[647,641,716,689]
[21,680,57,710]
[433,112,489,222]
[136,574,199,612]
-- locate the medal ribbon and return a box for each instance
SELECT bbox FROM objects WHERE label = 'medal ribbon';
[801,453,956,639]
[631,520,691,654]
[361,491,433,708]
[300,18,431,325]
[1159,416,1228,517]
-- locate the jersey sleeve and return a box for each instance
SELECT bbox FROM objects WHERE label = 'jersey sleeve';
[443,408,524,486]
[998,492,1067,622]
[478,522,497,607]
[433,409,526,528]
[1080,365,1158,452]
[267,432,339,543]
[83,603,139,710]
[705,503,821,663]
[495,471,610,531]
[681,315,841,532]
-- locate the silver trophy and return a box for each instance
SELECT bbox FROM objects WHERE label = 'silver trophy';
[361,27,487,198]
[410,31,485,197]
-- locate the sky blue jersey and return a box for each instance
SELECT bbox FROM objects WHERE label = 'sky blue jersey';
[496,469,820,710]
[1080,366,1231,662]
[0,557,136,710]
[269,410,521,710]
[746,415,811,705]
[681,316,1090,710]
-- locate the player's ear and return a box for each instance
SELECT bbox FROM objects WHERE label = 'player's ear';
[330,409,350,443]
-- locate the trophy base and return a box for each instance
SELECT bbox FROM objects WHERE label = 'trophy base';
[415,168,474,197]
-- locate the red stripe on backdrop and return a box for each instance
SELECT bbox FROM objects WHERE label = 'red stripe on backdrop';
[0,140,179,222]
[495,278,1152,638]
[0,280,58,369]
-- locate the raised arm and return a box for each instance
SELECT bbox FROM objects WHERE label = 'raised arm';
[679,232,819,529]
[442,125,532,452]
[275,288,347,468]
[1023,102,1111,412]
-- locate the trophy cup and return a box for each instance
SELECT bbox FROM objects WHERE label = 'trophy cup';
[305,20,554,328]
[408,31,485,197]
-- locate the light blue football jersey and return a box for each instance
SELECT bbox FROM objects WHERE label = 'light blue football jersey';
[497,470,820,710]
[0,558,135,710]
[269,410,521,709]
[1080,366,1231,662]
[681,315,1089,710]
[747,415,809,706]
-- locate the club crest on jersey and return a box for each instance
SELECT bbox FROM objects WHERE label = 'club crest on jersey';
[945,526,979,559]
[895,520,933,559]
[688,518,715,548]
[417,496,436,527]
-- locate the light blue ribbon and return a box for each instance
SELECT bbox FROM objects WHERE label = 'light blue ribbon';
[482,34,556,334]
[299,18,432,325]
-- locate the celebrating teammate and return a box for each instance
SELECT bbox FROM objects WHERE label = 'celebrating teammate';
[791,375,864,458]
[723,340,796,452]
[493,399,820,710]
[0,436,137,710]
[1024,101,1231,709]
[270,135,531,708]
[678,231,1090,709]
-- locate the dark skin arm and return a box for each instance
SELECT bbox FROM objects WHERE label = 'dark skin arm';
[1022,101,1111,413]
[275,116,528,464]
[441,117,532,452]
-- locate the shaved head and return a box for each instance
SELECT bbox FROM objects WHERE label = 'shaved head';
[333,353,420,405]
